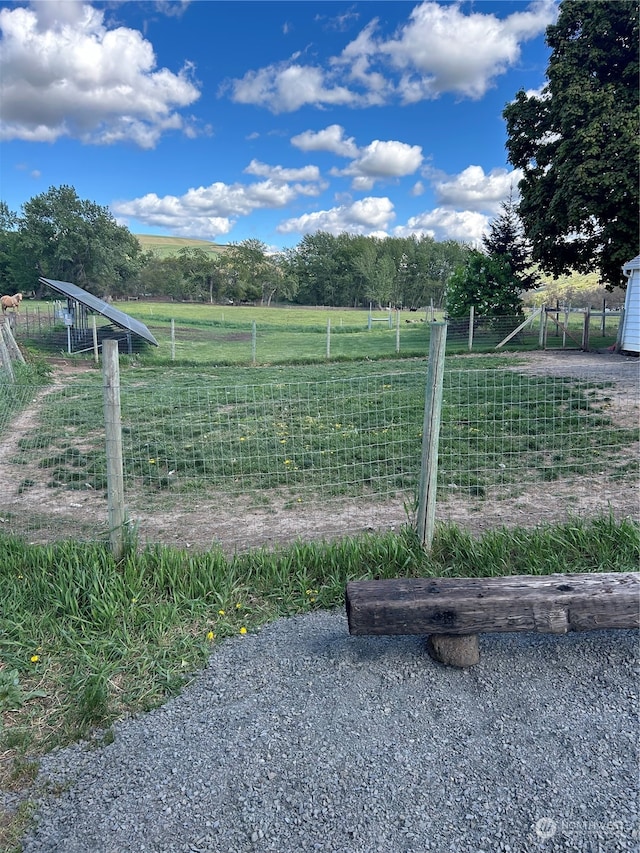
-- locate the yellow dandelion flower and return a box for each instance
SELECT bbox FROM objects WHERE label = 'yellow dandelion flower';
[30,655,39,663]
[235,603,242,609]
[206,631,214,641]
[239,626,247,635]
[149,458,156,464]
[284,459,291,465]
[239,437,246,442]
[218,609,225,616]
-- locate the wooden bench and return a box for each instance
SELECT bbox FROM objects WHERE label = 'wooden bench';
[345,572,640,667]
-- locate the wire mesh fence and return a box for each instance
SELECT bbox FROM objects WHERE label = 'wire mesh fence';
[8,303,624,362]
[1,354,637,552]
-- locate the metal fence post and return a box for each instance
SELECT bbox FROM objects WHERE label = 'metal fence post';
[102,340,126,560]
[92,315,99,364]
[416,322,447,549]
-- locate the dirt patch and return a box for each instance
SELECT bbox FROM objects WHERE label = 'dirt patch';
[1,350,638,552]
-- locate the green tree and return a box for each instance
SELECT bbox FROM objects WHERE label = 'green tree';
[446,250,524,318]
[352,238,395,307]
[220,239,278,303]
[503,0,639,288]
[16,185,145,296]
[482,192,539,292]
[175,247,221,302]
[0,202,20,293]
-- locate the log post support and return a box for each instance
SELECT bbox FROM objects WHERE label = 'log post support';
[426,633,479,667]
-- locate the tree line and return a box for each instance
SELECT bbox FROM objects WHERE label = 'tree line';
[1,1,636,317]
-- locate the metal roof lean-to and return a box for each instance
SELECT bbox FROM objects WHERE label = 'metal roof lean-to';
[39,277,158,346]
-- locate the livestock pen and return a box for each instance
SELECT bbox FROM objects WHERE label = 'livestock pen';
[0,349,637,553]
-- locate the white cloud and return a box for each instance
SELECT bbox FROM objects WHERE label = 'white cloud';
[113,177,322,240]
[372,0,557,101]
[331,139,423,191]
[291,124,359,158]
[0,1,201,147]
[278,197,395,237]
[431,165,522,214]
[394,208,489,246]
[223,62,356,113]
[225,1,556,112]
[244,159,322,184]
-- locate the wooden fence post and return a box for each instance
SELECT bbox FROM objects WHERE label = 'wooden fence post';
[416,322,447,549]
[102,340,126,561]
[2,319,25,365]
[0,322,15,381]
[582,307,591,351]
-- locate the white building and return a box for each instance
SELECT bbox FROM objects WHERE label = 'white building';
[621,255,640,354]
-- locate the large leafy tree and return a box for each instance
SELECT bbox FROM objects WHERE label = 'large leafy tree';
[15,185,145,296]
[503,0,639,288]
[0,201,20,292]
[446,251,524,319]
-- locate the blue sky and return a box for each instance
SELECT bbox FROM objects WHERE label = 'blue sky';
[0,0,558,251]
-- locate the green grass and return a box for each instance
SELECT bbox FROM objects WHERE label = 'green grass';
[16,299,622,364]
[135,234,228,259]
[8,359,638,509]
[1,515,637,758]
[0,360,52,435]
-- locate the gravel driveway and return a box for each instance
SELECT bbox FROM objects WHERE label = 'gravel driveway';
[21,610,639,853]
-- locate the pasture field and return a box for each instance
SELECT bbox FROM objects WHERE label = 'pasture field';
[1,352,637,552]
[14,299,622,364]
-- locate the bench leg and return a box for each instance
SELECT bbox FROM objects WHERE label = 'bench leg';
[426,634,480,667]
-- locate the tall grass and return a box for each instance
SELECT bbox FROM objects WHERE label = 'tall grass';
[1,516,637,749]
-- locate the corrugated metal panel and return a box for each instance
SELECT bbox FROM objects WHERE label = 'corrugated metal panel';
[39,277,158,346]
[621,256,640,354]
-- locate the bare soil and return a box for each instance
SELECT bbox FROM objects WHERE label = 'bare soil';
[0,350,638,553]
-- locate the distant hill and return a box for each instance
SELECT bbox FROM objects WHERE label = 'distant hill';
[525,270,626,309]
[136,234,228,259]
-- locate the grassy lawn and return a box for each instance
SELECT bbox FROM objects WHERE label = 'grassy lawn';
[6,358,637,513]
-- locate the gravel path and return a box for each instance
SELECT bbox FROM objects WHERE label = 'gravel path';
[21,611,639,853]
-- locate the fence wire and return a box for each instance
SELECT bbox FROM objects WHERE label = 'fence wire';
[0,360,637,552]
[10,306,623,361]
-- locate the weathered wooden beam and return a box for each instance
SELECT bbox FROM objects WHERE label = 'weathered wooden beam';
[346,573,639,636]
[346,573,639,667]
